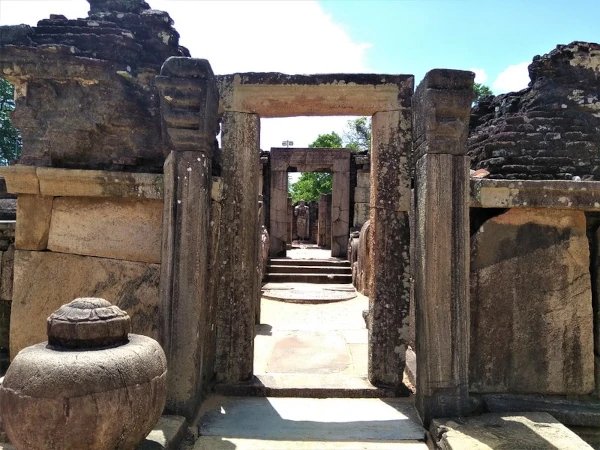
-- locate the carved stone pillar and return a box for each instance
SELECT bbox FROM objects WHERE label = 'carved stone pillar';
[156,57,219,419]
[413,69,474,425]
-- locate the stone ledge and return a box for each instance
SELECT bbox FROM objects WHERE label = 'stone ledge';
[470,178,600,210]
[0,166,163,199]
[431,412,594,449]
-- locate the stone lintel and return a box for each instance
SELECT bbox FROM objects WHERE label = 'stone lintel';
[0,166,163,199]
[217,73,414,117]
[270,147,351,172]
[471,178,600,210]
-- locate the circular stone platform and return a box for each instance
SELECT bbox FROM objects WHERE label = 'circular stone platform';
[261,283,358,303]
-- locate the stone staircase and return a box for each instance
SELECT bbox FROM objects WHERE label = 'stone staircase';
[265,258,352,284]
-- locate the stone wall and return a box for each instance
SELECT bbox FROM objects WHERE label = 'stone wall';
[469,42,600,180]
[0,167,163,358]
[0,0,189,171]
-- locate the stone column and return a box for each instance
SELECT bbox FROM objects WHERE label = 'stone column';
[155,57,219,419]
[269,170,287,256]
[215,112,260,383]
[368,108,412,389]
[331,156,350,257]
[413,69,474,426]
[287,196,293,248]
[325,193,332,250]
[317,193,327,246]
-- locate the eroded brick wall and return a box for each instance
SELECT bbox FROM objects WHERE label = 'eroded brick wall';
[469,42,600,180]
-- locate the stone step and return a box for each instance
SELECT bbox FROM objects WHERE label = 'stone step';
[269,258,351,267]
[215,374,407,398]
[267,264,352,274]
[266,273,353,284]
[193,396,427,450]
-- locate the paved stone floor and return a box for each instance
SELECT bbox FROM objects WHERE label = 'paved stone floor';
[255,290,369,385]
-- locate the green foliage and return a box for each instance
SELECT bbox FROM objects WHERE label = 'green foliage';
[343,116,371,152]
[473,83,493,103]
[289,172,332,203]
[0,78,21,165]
[308,131,343,148]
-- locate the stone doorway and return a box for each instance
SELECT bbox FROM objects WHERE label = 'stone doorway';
[268,147,350,258]
[214,72,414,398]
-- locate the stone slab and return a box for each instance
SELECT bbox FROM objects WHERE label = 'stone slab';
[471,178,600,210]
[37,168,163,199]
[137,415,187,450]
[431,412,594,449]
[10,250,159,358]
[15,194,53,251]
[197,397,426,442]
[48,196,162,264]
[0,166,163,199]
[470,208,595,394]
[267,334,350,373]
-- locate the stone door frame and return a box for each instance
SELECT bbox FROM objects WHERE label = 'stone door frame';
[269,147,350,257]
[215,72,414,394]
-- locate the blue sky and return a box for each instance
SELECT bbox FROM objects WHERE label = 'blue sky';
[2,0,599,150]
[321,0,600,87]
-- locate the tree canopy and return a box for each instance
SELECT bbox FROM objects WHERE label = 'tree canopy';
[343,117,371,152]
[289,172,332,203]
[308,131,342,148]
[287,117,372,202]
[0,79,21,165]
[473,83,493,103]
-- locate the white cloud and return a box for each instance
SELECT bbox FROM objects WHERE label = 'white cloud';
[470,68,488,84]
[492,62,530,94]
[0,0,372,153]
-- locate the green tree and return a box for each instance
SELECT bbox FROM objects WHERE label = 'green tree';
[0,78,21,165]
[473,83,493,103]
[308,131,342,148]
[343,116,371,152]
[289,172,332,203]
[288,132,341,202]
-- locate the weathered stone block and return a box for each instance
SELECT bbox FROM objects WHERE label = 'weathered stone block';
[353,203,370,228]
[357,171,370,189]
[15,194,53,251]
[0,245,14,302]
[353,186,370,204]
[470,208,595,394]
[48,197,162,264]
[10,250,159,358]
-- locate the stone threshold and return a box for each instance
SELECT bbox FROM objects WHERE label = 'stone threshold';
[215,374,410,398]
[0,165,163,199]
[471,178,600,210]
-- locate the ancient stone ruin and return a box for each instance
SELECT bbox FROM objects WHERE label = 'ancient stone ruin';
[0,0,598,448]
